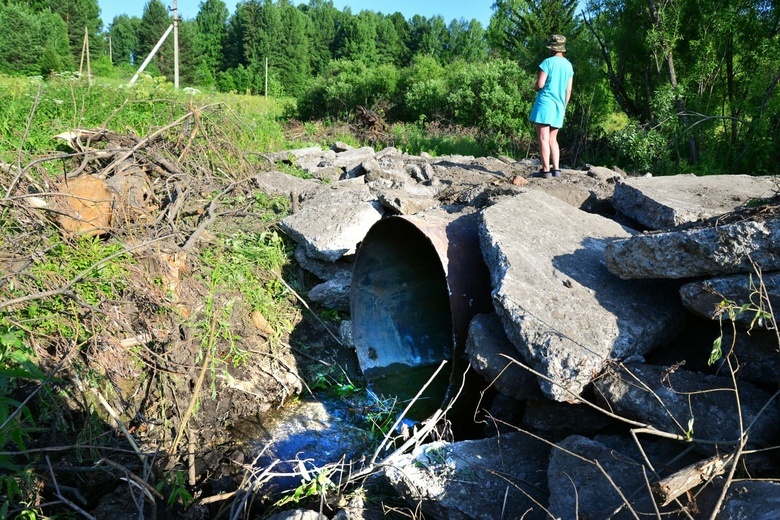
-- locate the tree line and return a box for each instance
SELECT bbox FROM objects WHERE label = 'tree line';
[0,0,778,175]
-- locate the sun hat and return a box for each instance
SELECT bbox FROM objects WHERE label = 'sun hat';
[546,34,567,53]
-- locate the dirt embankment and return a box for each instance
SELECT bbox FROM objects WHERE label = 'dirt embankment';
[1,111,354,517]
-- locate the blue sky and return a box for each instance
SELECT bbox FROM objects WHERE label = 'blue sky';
[97,1,495,28]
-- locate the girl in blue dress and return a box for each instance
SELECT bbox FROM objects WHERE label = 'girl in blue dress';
[529,34,574,179]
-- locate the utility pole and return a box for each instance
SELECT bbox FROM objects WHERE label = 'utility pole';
[173,0,180,89]
[79,27,92,85]
[129,24,174,86]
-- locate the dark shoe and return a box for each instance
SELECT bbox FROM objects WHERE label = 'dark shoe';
[532,169,552,179]
[552,169,561,178]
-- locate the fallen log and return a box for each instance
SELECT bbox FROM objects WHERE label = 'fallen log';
[651,453,733,506]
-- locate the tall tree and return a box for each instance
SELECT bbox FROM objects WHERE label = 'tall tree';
[386,12,411,65]
[195,0,229,81]
[0,3,70,75]
[276,2,312,95]
[374,13,405,66]
[176,19,203,86]
[405,15,449,61]
[335,9,378,65]
[239,0,282,93]
[223,2,249,70]
[300,0,340,75]
[646,0,698,163]
[489,0,580,66]
[40,8,74,73]
[138,0,173,77]
[583,0,780,172]
[407,15,449,61]
[446,19,488,63]
[108,15,140,66]
[49,0,104,61]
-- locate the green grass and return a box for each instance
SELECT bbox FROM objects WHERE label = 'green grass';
[389,121,493,157]
[0,73,291,161]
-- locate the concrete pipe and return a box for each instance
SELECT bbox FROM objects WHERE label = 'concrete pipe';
[350,209,493,421]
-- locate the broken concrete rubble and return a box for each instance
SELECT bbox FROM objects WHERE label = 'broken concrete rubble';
[679,271,780,328]
[605,218,780,279]
[523,399,614,437]
[262,144,780,519]
[306,270,351,312]
[547,435,656,518]
[612,174,777,230]
[465,313,539,401]
[278,182,384,262]
[252,170,320,199]
[383,433,550,520]
[479,190,684,401]
[594,363,778,452]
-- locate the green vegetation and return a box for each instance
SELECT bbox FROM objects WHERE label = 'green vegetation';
[0,0,776,173]
[0,0,778,516]
[0,74,300,518]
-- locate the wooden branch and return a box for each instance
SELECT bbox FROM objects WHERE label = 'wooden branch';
[47,455,96,520]
[180,179,249,251]
[651,453,734,506]
[98,458,164,501]
[501,354,743,446]
[0,234,174,311]
[94,390,144,463]
[164,308,215,471]
[98,109,201,177]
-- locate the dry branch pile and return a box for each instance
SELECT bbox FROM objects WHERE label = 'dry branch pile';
[0,104,311,516]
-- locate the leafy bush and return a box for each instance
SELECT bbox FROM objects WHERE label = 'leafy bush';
[608,121,669,172]
[445,59,534,142]
[297,60,399,121]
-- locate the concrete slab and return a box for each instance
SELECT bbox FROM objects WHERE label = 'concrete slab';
[479,191,684,401]
[605,218,780,279]
[279,183,383,262]
[612,174,777,230]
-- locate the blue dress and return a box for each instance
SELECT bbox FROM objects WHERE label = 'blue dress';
[529,56,574,129]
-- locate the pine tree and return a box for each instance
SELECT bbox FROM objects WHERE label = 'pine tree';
[108,15,140,66]
[49,0,104,60]
[335,9,379,65]
[138,0,173,78]
[375,13,406,66]
[386,12,411,65]
[446,19,488,63]
[195,0,229,81]
[300,0,340,75]
[489,0,580,66]
[0,3,71,75]
[276,2,312,96]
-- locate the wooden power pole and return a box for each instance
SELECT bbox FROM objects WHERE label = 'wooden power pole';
[79,26,92,85]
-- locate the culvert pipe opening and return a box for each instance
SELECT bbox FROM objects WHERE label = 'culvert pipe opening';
[350,210,493,423]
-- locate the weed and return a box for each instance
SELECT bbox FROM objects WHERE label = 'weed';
[5,236,131,344]
[389,121,490,157]
[710,273,775,365]
[275,161,312,179]
[0,324,42,510]
[158,470,195,508]
[274,465,336,508]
